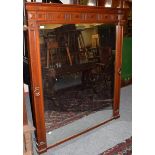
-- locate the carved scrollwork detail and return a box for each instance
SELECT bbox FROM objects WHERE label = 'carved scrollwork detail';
[89,14,94,19]
[37,13,46,20]
[28,21,37,29]
[28,13,36,20]
[47,13,53,20]
[97,14,102,20]
[81,13,87,20]
[81,13,85,20]
[104,15,108,19]
[64,13,71,21]
[28,12,120,23]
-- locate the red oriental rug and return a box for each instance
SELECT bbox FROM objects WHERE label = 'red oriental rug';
[100,137,132,155]
[44,81,113,132]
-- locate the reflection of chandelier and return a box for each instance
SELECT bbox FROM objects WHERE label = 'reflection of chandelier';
[87,0,97,6]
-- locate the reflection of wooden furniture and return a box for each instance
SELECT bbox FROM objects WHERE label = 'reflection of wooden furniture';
[92,34,99,48]
[26,3,128,153]
[46,39,59,68]
[46,26,90,68]
[46,38,73,67]
[78,30,88,63]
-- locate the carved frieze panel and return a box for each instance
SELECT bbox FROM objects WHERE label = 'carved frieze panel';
[37,12,46,21]
[26,2,128,24]
[28,11,120,24]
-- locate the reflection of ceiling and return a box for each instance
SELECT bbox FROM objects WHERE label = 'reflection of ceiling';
[40,24,63,29]
[76,24,103,29]
[40,24,103,30]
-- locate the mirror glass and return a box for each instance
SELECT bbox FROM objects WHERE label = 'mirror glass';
[39,23,116,145]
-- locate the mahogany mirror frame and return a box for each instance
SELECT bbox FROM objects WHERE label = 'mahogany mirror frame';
[25,2,128,153]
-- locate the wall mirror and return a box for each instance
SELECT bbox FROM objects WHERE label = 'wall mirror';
[40,23,115,146]
[26,2,127,153]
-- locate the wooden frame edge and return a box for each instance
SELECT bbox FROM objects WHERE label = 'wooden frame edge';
[47,117,115,151]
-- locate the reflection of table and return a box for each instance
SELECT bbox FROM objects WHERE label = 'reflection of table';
[43,62,103,75]
[56,62,102,75]
[42,62,108,97]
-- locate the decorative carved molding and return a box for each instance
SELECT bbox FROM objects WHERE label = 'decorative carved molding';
[28,12,36,20]
[28,12,121,24]
[28,21,37,29]
[113,109,120,118]
[37,12,46,21]
[26,3,128,24]
[36,141,46,147]
[27,20,47,153]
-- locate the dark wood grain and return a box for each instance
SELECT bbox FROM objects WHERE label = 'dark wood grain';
[47,117,115,150]
[113,23,124,118]
[27,20,47,152]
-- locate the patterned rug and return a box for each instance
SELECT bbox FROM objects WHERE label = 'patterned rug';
[100,137,132,155]
[44,82,113,132]
[44,67,114,132]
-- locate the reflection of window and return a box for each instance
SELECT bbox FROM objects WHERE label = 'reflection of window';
[87,0,97,6]
[60,0,70,4]
[105,0,112,7]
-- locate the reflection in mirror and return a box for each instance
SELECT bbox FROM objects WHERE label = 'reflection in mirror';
[39,23,116,145]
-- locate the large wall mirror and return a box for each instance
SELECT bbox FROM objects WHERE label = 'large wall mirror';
[39,23,116,146]
[26,3,127,153]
